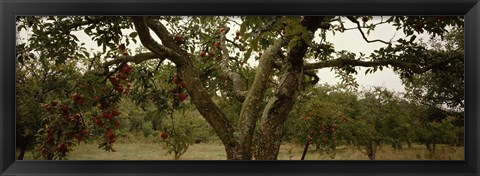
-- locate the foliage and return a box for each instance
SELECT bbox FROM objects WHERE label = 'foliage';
[286,84,357,157]
[16,16,464,160]
[403,29,464,110]
[159,108,214,160]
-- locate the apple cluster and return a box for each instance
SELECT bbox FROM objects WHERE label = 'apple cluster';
[170,75,188,103]
[92,63,135,151]
[39,95,89,159]
[109,64,133,95]
[302,114,342,148]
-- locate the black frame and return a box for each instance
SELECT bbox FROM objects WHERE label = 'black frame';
[1,0,479,175]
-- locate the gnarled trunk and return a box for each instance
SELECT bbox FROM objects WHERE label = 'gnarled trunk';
[255,17,323,160]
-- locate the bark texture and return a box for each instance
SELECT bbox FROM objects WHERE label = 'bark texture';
[236,39,285,159]
[256,17,323,160]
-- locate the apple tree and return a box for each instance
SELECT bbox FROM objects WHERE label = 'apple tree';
[16,16,464,160]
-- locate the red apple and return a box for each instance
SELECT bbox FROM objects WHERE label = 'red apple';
[160,131,169,140]
[178,93,188,101]
[118,44,126,51]
[44,104,51,111]
[112,109,121,116]
[93,118,101,124]
[121,65,132,74]
[56,143,66,152]
[73,93,81,102]
[199,50,206,57]
[51,99,58,106]
[172,76,180,84]
[174,35,182,43]
[115,85,124,93]
[62,104,68,112]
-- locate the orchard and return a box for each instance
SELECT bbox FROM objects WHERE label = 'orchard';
[15,16,464,160]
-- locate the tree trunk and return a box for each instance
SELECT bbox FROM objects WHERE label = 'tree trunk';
[255,16,323,160]
[177,60,241,159]
[16,134,33,160]
[426,143,432,152]
[255,71,303,160]
[236,39,285,160]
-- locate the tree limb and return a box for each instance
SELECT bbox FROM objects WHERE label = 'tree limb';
[304,56,453,74]
[304,71,320,85]
[44,17,106,35]
[130,16,184,65]
[218,26,247,101]
[102,52,162,67]
[97,52,164,83]
[145,17,185,53]
[236,38,286,159]
[346,16,391,45]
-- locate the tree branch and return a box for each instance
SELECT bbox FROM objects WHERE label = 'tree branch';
[304,55,455,74]
[97,52,164,83]
[144,17,184,53]
[346,16,391,45]
[304,71,320,85]
[103,52,162,67]
[218,26,248,101]
[44,17,106,35]
[130,16,184,65]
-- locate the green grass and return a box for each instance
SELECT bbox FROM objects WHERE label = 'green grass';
[21,135,464,160]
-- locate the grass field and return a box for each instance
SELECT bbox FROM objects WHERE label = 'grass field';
[21,134,464,160]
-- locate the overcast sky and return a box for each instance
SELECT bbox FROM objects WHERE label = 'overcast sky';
[319,16,408,93]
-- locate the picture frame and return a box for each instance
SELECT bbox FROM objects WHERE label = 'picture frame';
[1,0,479,175]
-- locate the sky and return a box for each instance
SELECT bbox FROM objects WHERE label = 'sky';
[19,16,432,93]
[318,16,408,93]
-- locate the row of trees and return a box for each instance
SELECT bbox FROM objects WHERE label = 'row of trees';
[16,16,464,160]
[285,84,463,160]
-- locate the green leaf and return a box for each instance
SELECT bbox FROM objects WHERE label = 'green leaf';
[288,36,301,51]
[129,32,138,38]
[260,38,270,49]
[70,34,79,41]
[17,25,25,31]
[365,69,370,75]
[409,35,416,43]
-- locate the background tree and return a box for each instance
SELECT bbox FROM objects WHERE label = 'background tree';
[16,16,464,160]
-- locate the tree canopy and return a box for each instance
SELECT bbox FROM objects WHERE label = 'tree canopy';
[16,16,464,160]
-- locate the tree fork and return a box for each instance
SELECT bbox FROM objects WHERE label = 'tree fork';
[236,39,286,160]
